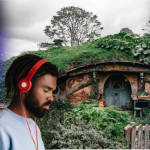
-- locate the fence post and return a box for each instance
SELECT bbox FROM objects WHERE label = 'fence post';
[131,124,136,149]
[124,124,131,149]
[124,124,131,142]
[144,124,150,149]
[138,124,143,149]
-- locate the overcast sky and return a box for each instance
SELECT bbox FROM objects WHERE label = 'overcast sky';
[0,0,150,61]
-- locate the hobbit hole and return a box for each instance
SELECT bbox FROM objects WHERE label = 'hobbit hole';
[52,62,150,109]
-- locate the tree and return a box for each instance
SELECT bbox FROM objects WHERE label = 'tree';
[120,28,134,35]
[142,20,150,36]
[53,39,63,46]
[44,6,103,46]
[119,28,140,38]
[37,39,63,49]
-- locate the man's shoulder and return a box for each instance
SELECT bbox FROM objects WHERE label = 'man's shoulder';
[0,109,7,118]
[0,108,7,121]
[0,108,11,125]
[0,109,11,133]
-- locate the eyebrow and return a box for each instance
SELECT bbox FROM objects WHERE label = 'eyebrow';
[42,86,56,91]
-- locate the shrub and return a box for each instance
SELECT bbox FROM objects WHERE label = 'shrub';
[95,33,150,64]
[33,99,130,149]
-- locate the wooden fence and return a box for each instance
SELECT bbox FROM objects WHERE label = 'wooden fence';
[124,124,150,149]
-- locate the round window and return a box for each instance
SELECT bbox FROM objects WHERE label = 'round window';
[53,85,60,96]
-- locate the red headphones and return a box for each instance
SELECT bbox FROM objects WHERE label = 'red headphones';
[18,58,49,150]
[18,59,49,92]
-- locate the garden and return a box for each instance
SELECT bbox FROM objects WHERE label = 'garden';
[30,99,150,149]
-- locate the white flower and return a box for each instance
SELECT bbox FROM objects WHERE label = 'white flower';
[142,44,147,48]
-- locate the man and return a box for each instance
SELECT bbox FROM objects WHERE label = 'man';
[0,54,59,150]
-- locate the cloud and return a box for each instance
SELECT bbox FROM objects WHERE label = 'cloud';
[1,0,150,61]
[3,0,55,28]
[6,19,52,43]
[4,38,44,61]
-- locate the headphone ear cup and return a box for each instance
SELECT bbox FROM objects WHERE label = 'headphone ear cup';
[18,79,32,92]
[26,80,32,92]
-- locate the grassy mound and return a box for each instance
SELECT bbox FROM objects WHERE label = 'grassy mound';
[0,33,149,104]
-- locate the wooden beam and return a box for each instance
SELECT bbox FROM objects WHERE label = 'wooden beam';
[66,77,92,96]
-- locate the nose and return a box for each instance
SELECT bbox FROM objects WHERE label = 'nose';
[51,95,54,101]
[47,92,54,102]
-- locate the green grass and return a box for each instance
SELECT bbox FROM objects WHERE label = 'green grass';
[1,36,140,77]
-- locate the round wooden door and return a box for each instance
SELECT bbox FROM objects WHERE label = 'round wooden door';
[104,74,131,107]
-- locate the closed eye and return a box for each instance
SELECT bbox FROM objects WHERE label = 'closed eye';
[44,90,48,92]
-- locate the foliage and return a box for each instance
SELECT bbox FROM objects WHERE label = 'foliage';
[132,92,143,96]
[127,107,150,126]
[69,102,130,132]
[0,57,17,104]
[142,20,150,34]
[50,98,74,111]
[53,39,63,46]
[44,6,103,46]
[90,72,100,99]
[142,107,150,117]
[144,107,150,113]
[120,27,136,36]
[32,100,130,149]
[38,42,56,49]
[95,33,150,64]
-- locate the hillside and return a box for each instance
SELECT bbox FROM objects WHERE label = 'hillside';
[0,33,150,104]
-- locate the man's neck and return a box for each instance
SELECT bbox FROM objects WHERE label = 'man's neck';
[7,94,31,118]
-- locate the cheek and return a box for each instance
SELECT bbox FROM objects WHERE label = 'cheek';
[33,88,45,102]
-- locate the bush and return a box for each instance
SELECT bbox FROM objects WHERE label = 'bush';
[50,98,75,111]
[33,99,130,149]
[41,119,128,149]
[65,102,130,146]
[95,33,150,64]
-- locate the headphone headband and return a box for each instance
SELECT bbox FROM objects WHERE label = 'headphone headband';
[25,59,49,81]
[18,59,49,92]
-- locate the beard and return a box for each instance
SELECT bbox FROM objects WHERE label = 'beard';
[23,90,52,119]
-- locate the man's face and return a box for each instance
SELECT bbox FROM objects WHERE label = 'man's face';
[23,74,57,118]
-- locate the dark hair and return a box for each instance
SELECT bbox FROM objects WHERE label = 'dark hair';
[5,54,59,98]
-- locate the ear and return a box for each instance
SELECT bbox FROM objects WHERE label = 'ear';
[20,91,29,100]
[24,91,29,96]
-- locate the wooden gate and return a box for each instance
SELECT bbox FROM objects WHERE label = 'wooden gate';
[104,74,131,107]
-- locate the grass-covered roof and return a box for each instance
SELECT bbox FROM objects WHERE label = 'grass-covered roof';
[1,33,150,77]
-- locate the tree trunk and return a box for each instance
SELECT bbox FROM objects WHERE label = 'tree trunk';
[67,77,93,96]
